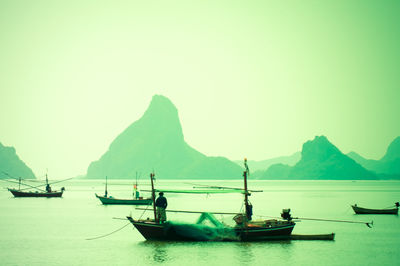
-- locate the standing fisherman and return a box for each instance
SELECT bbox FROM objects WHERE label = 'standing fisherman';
[155,192,167,223]
[133,184,140,199]
[45,173,51,193]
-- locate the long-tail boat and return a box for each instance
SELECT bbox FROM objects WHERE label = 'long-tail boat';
[127,159,296,241]
[351,202,399,214]
[290,233,335,240]
[95,176,152,205]
[7,174,65,198]
[95,194,152,205]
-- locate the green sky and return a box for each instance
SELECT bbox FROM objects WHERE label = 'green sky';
[0,0,399,178]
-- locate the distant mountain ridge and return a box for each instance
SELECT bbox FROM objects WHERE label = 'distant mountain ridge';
[84,95,398,180]
[254,136,377,180]
[0,142,35,179]
[86,95,242,179]
[348,136,400,177]
[234,152,300,172]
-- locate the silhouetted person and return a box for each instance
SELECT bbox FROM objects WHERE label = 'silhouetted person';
[155,192,167,223]
[46,184,51,193]
[246,204,253,221]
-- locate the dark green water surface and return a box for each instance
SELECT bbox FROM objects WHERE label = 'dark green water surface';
[1,180,399,266]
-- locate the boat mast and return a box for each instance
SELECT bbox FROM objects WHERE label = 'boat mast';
[243,158,252,221]
[150,173,157,223]
[18,177,21,190]
[105,176,108,197]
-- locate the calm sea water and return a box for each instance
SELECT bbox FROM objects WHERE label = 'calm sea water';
[1,180,399,266]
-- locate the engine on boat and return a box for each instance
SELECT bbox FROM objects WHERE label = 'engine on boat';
[281,208,292,221]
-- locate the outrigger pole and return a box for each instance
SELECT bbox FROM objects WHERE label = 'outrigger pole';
[1,178,47,192]
[135,208,239,215]
[17,176,74,191]
[189,183,263,193]
[258,214,373,228]
[135,207,373,227]
[294,216,373,228]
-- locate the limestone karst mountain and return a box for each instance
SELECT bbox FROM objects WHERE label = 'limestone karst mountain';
[348,136,400,177]
[86,95,242,179]
[255,136,376,179]
[0,142,35,179]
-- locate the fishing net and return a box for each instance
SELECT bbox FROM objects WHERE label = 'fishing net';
[164,213,238,241]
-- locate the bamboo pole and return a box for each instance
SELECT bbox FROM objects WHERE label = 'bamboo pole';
[135,207,239,215]
[135,207,373,227]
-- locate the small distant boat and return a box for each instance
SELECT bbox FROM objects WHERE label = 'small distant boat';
[95,193,152,205]
[7,173,66,198]
[351,202,399,215]
[96,175,152,205]
[290,233,335,241]
[9,188,64,198]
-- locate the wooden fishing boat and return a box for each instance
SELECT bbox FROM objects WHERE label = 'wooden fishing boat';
[96,175,152,205]
[127,160,296,242]
[95,193,152,205]
[351,203,399,215]
[127,216,295,241]
[290,233,335,241]
[7,173,66,198]
[8,188,64,198]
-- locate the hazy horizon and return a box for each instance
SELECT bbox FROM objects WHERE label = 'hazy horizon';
[1,1,399,178]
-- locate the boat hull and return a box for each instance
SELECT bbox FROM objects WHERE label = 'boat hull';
[234,224,295,241]
[127,217,295,242]
[352,205,398,214]
[290,233,335,241]
[8,189,63,198]
[96,194,152,205]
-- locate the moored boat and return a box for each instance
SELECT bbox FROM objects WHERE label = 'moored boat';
[290,233,335,241]
[126,216,295,242]
[351,203,399,215]
[8,188,64,198]
[96,175,152,205]
[7,173,66,198]
[95,193,152,205]
[127,159,296,242]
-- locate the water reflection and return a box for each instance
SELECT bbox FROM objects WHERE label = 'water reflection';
[137,239,295,265]
[234,240,293,265]
[139,241,170,263]
[234,242,255,265]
